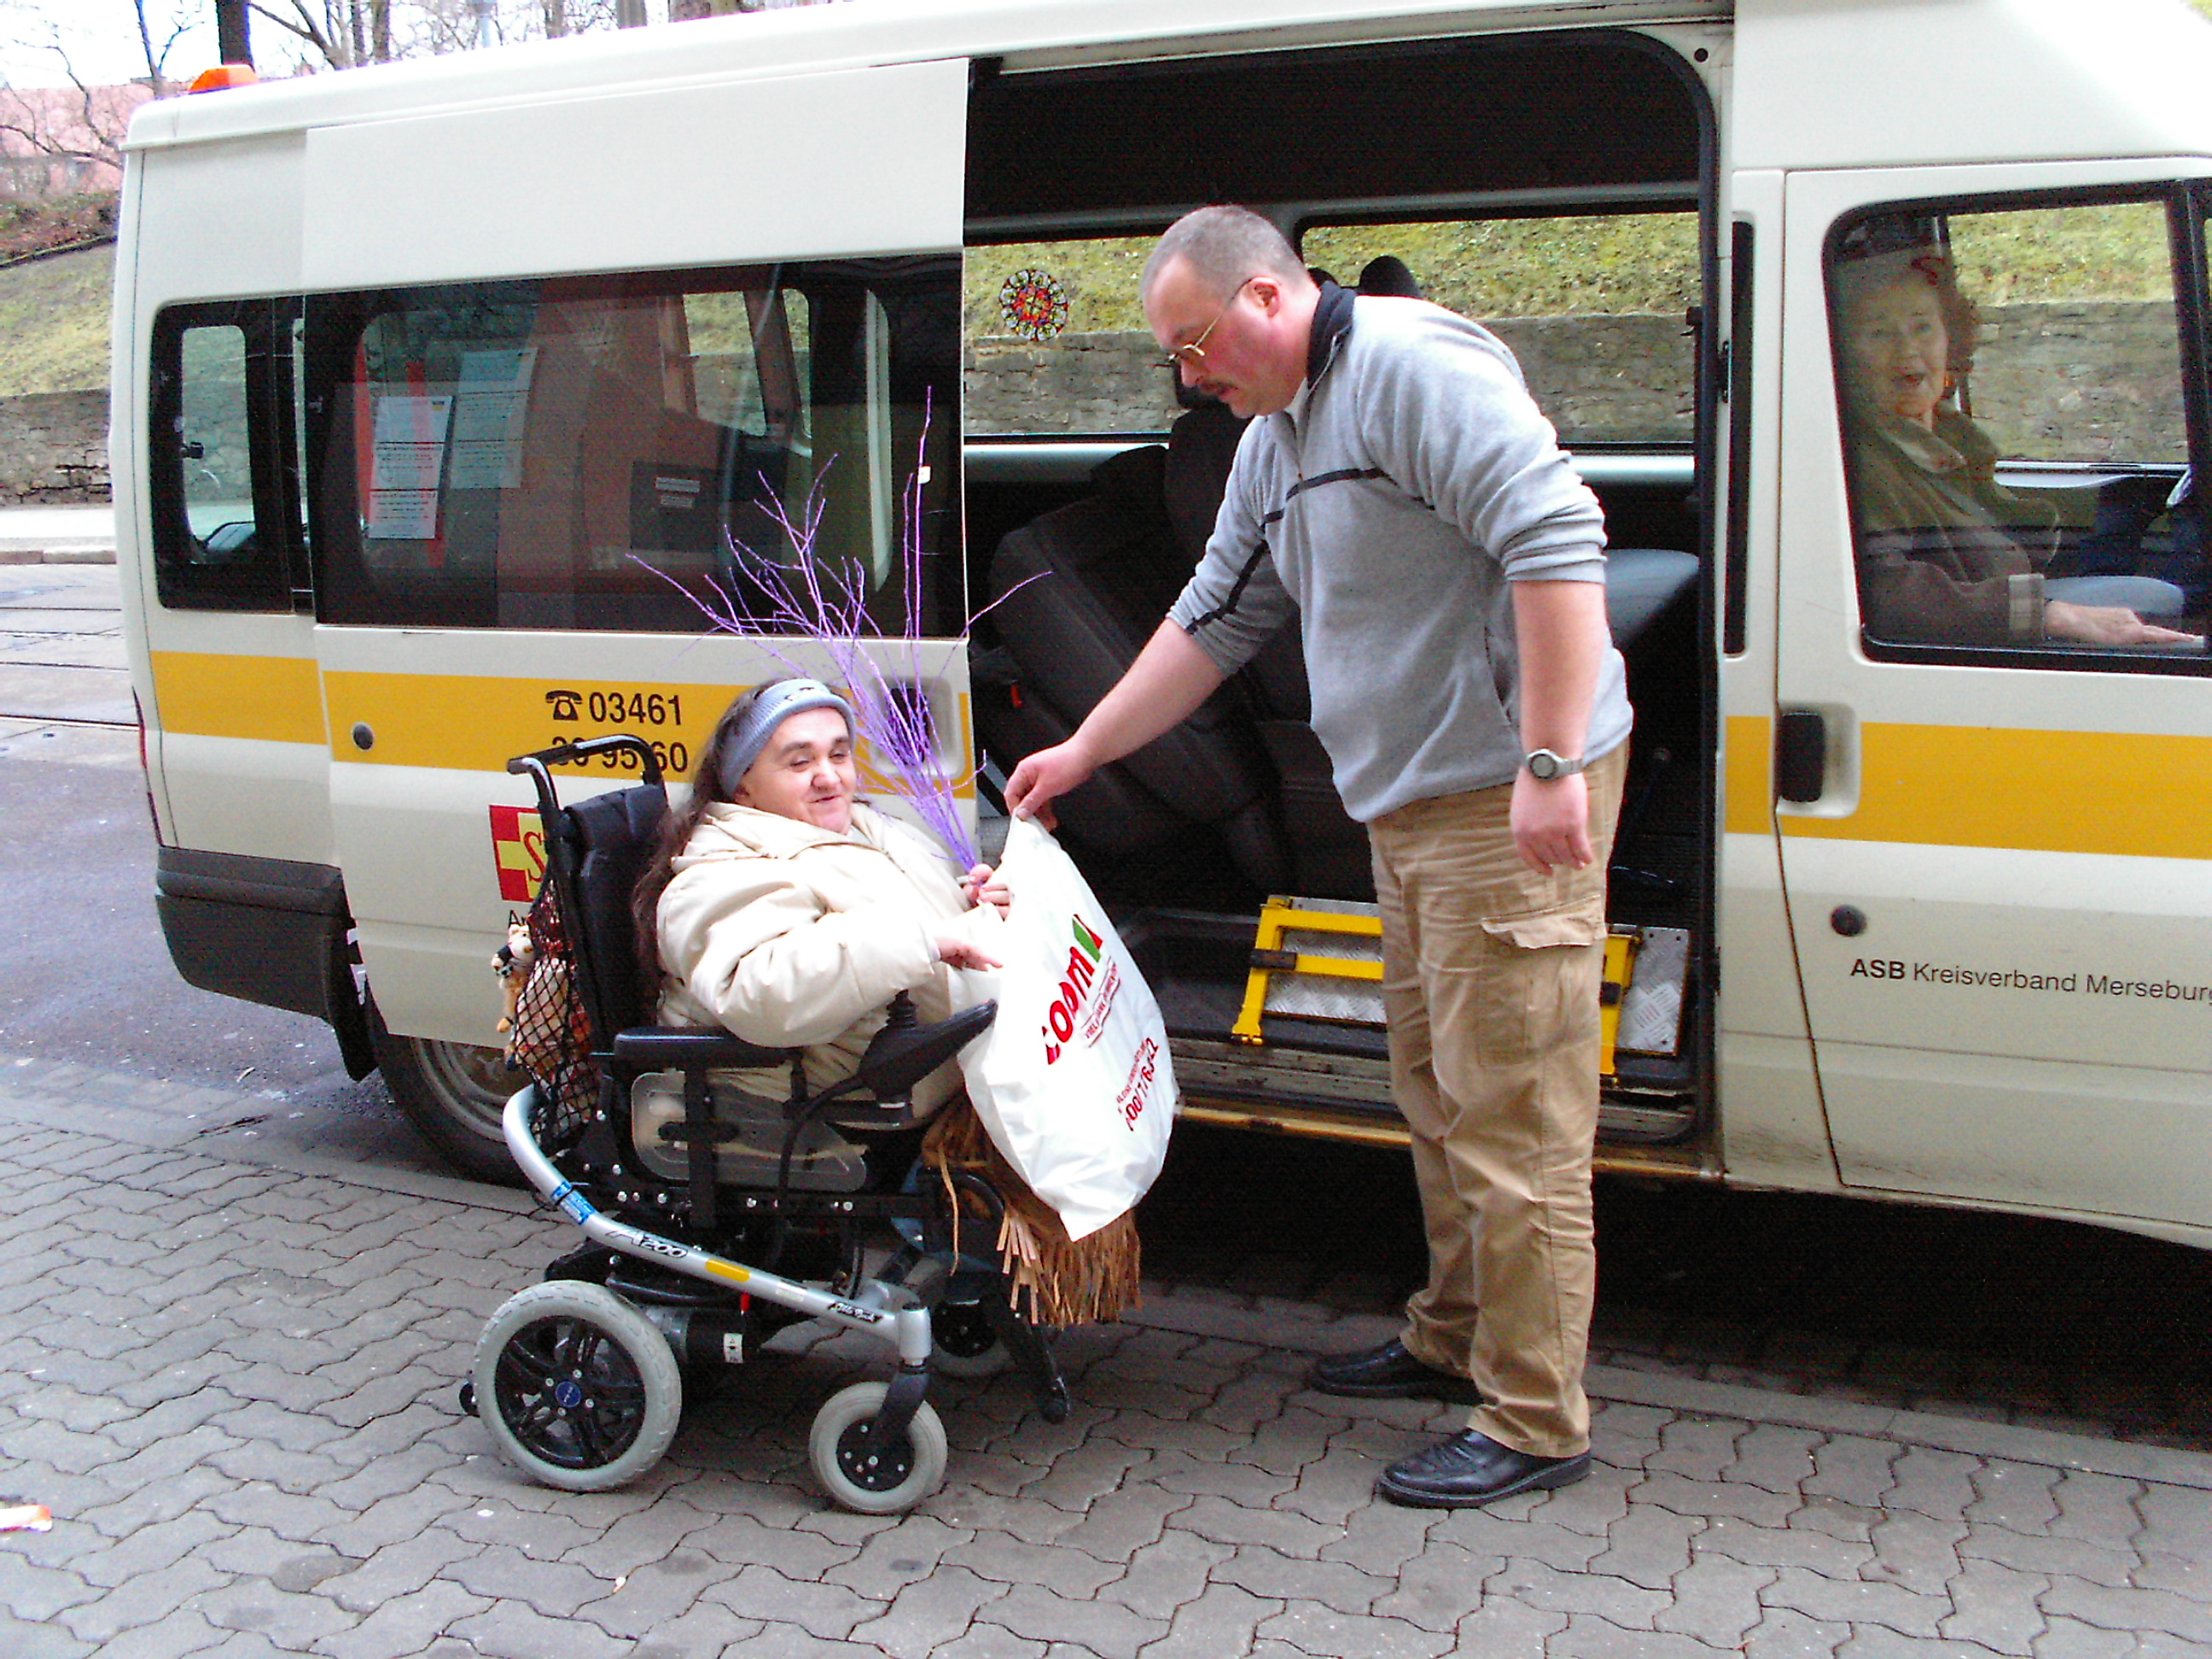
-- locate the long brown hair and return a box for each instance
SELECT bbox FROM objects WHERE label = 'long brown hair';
[630,681,849,990]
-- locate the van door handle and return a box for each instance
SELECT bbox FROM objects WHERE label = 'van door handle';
[1774,709,1827,803]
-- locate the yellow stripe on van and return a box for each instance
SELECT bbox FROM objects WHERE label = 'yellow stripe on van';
[1783,724,2212,861]
[149,652,327,746]
[1725,713,1772,836]
[324,672,751,771]
[322,670,976,797]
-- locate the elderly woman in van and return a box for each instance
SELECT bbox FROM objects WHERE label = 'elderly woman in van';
[631,676,1138,1325]
[1838,247,2196,649]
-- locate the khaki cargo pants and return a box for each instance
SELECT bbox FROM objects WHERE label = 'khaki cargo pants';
[1368,746,1626,1459]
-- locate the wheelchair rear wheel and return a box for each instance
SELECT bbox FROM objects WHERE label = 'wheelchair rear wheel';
[474,1282,682,1491]
[808,1381,948,1514]
[929,1297,1011,1378]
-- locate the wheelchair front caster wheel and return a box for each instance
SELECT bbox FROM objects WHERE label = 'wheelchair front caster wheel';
[807,1381,947,1515]
[474,1281,682,1492]
[930,1299,1011,1379]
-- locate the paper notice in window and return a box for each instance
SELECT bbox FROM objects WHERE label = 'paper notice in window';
[368,394,453,539]
[450,347,538,491]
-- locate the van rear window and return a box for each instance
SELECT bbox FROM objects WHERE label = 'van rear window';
[304,258,963,635]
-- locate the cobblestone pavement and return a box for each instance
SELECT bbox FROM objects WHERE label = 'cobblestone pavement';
[3,1056,2209,1659]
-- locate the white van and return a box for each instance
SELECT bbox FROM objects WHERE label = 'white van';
[117,0,2212,1249]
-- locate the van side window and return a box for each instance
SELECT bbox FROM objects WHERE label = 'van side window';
[1830,196,2205,662]
[147,301,300,611]
[1301,211,1699,447]
[963,237,1179,438]
[305,258,962,634]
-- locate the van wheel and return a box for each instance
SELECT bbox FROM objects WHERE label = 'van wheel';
[368,997,524,1183]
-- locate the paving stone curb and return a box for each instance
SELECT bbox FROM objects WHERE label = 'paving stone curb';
[0,545,114,564]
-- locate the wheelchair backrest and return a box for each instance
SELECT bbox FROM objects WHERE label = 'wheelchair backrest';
[562,781,669,1049]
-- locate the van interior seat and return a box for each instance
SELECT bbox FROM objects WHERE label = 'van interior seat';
[974,437,1291,889]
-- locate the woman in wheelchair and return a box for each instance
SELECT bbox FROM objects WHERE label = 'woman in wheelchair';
[635,677,1006,1120]
[475,678,1081,1511]
[632,677,1141,1331]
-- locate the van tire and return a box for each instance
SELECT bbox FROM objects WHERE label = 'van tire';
[368,996,527,1184]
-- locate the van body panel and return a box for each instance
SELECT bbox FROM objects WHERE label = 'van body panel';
[300,58,969,290]
[1733,0,2212,174]
[122,2,1732,154]
[142,632,330,862]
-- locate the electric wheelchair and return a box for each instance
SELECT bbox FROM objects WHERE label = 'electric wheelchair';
[464,736,1068,1514]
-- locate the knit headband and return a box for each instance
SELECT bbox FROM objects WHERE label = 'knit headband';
[714,679,856,800]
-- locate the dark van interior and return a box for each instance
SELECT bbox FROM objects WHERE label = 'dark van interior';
[955,30,1718,1146]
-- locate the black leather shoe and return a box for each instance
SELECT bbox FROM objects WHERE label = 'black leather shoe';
[1376,1429,1592,1509]
[1307,1338,1478,1403]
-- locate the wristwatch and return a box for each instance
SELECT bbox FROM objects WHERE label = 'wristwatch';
[1524,748,1588,782]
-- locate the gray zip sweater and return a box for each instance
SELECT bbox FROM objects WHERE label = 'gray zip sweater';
[1167,288,1633,823]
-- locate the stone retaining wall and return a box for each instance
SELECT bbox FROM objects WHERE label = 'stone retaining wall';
[0,387,108,502]
[965,301,2180,458]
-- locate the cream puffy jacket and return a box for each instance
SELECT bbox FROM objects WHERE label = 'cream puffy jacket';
[654,800,985,1111]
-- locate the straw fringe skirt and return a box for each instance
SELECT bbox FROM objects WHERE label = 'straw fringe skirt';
[922,1097,1141,1329]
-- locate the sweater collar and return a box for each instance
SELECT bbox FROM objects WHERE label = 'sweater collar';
[1306,279,1356,391]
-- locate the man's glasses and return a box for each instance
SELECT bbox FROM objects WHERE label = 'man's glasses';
[1156,276,1255,370]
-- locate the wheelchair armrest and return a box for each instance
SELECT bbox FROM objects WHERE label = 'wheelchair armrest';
[852,1000,998,1103]
[611,1026,795,1074]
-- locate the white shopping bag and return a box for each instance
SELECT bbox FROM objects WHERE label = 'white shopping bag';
[956,817,1177,1241]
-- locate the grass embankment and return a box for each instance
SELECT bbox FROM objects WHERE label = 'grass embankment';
[0,195,119,397]
[0,244,114,395]
[966,204,2176,341]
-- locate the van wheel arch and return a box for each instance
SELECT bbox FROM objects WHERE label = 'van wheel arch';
[366,993,526,1185]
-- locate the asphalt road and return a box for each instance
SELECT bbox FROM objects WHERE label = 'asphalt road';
[4,555,2209,1453]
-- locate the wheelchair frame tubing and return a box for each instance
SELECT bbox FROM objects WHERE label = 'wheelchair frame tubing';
[505,1088,933,1366]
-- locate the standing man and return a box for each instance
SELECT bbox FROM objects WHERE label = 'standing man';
[1004,206,1632,1508]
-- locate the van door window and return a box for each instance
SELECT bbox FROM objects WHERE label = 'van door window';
[304,258,962,634]
[1300,211,1700,446]
[1830,195,2206,663]
[963,237,1178,438]
[148,301,300,611]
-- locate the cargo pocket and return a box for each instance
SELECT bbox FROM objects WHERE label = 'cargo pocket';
[1472,895,1607,1066]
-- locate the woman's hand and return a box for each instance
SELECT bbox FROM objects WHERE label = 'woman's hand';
[935,933,1002,972]
[2045,599,2203,649]
[961,863,1013,917]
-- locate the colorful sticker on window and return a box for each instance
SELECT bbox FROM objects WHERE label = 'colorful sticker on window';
[999,269,1071,341]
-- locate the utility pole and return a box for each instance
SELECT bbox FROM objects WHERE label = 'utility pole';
[214,0,253,66]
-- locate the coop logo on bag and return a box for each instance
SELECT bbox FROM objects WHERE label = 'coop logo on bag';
[1041,913,1121,1064]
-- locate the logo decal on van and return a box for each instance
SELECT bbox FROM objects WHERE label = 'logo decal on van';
[489,805,545,903]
